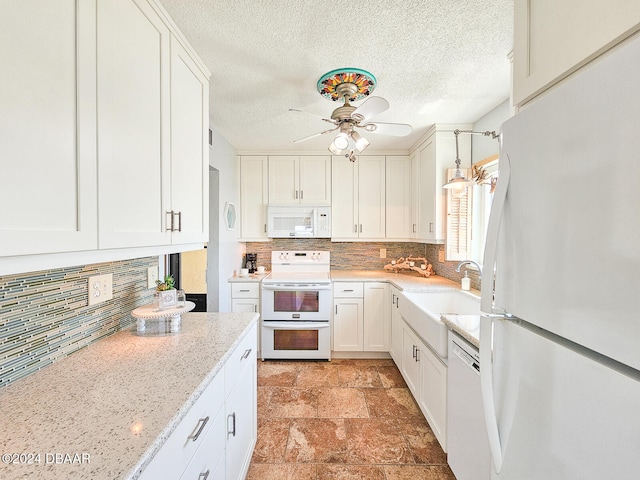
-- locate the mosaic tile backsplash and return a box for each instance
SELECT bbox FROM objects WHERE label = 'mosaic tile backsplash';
[244,240,481,290]
[0,257,157,389]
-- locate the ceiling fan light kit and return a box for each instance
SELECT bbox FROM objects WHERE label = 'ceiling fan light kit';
[291,68,412,161]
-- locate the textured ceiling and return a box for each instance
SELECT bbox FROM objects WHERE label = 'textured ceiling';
[158,0,513,153]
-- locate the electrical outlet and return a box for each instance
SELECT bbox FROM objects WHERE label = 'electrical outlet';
[380,248,387,259]
[438,250,445,262]
[147,267,159,289]
[88,273,113,306]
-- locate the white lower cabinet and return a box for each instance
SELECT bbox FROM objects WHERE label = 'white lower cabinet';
[231,283,260,314]
[389,286,403,364]
[140,323,257,480]
[333,282,390,353]
[396,315,447,451]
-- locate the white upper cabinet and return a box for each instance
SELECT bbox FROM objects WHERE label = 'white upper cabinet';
[513,0,640,106]
[268,156,331,205]
[97,0,209,248]
[0,0,98,256]
[385,155,412,240]
[169,35,210,244]
[239,156,269,241]
[331,155,386,239]
[97,0,172,249]
[412,125,471,244]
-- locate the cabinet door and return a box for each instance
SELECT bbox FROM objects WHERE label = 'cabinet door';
[409,152,419,239]
[268,156,299,204]
[385,155,411,239]
[299,156,331,205]
[331,156,358,238]
[0,0,97,256]
[417,138,436,241]
[225,349,257,480]
[97,0,172,248]
[418,343,448,450]
[363,283,390,351]
[333,298,364,351]
[169,35,209,244]
[358,156,386,238]
[401,325,421,396]
[513,0,640,106]
[389,287,403,365]
[239,156,268,240]
[231,299,259,313]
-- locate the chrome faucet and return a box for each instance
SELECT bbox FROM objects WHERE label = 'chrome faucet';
[456,260,482,277]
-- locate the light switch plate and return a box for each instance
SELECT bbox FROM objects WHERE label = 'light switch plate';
[88,273,113,306]
[147,267,159,289]
[438,249,445,262]
[379,248,386,259]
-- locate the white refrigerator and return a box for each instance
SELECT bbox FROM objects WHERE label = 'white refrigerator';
[480,32,640,479]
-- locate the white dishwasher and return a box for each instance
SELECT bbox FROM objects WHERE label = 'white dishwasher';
[447,330,491,480]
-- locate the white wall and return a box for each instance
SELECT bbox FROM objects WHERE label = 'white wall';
[208,128,243,312]
[472,100,511,163]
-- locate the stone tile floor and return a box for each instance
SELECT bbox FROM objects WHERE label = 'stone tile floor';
[247,358,456,480]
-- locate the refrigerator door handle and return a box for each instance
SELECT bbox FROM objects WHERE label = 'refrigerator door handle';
[479,152,511,473]
[480,314,504,473]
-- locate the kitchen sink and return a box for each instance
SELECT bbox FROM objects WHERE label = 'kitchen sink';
[398,290,480,358]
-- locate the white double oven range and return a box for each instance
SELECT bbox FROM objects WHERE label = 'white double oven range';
[261,251,331,360]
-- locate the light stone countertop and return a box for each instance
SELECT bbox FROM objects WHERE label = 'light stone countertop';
[329,270,460,292]
[227,272,269,283]
[441,314,482,349]
[0,312,259,480]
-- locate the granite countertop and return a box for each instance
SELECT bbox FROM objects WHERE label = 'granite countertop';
[228,272,269,283]
[329,270,460,292]
[0,312,259,480]
[441,314,482,349]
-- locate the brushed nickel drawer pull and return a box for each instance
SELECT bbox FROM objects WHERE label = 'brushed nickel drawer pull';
[198,470,210,480]
[227,412,236,437]
[190,416,209,442]
[241,348,252,360]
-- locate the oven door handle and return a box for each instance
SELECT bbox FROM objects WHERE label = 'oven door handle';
[262,284,332,291]
[262,322,331,329]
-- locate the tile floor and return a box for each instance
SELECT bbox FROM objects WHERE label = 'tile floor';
[247,358,456,480]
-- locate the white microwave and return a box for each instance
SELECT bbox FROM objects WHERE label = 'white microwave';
[267,206,331,238]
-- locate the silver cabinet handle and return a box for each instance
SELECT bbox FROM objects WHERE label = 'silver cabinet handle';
[190,416,209,442]
[354,224,357,233]
[241,348,252,360]
[239,289,250,292]
[300,190,303,199]
[254,305,257,312]
[264,224,267,233]
[175,211,182,232]
[359,224,362,233]
[415,348,420,362]
[342,289,354,292]
[412,345,417,359]
[295,190,298,199]
[166,211,174,232]
[335,305,338,315]
[227,412,236,437]
[429,222,433,233]
[198,471,210,480]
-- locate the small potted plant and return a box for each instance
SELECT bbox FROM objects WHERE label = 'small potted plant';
[154,275,177,310]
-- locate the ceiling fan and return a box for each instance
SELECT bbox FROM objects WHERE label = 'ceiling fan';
[290,68,412,161]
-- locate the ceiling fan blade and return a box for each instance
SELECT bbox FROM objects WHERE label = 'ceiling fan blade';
[351,96,389,122]
[363,122,412,137]
[293,126,338,144]
[289,108,336,124]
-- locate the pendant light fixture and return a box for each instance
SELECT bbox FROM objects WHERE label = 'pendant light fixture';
[443,129,499,196]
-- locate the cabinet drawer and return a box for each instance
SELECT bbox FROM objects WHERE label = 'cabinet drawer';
[179,406,226,480]
[231,283,260,298]
[333,282,364,298]
[140,369,225,480]
[224,323,258,397]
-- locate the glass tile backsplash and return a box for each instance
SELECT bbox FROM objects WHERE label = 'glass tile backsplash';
[0,257,157,389]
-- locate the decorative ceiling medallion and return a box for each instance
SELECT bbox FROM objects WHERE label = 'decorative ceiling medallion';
[317,68,377,102]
